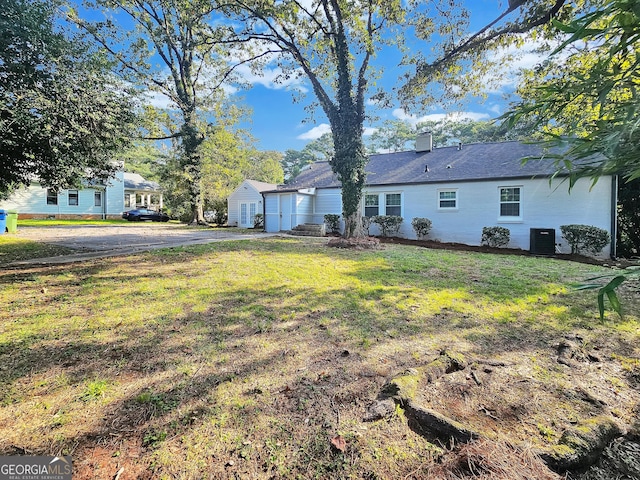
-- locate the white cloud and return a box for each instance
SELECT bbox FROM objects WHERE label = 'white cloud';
[481,38,567,92]
[297,124,377,140]
[143,91,174,110]
[297,123,331,140]
[234,63,309,93]
[392,109,490,125]
[487,103,502,115]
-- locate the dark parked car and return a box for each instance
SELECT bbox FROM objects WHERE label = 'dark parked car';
[122,208,170,222]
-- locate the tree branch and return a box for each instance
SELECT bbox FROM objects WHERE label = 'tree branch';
[422,0,566,75]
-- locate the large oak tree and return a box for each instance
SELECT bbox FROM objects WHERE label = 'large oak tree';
[221,0,574,238]
[75,0,236,224]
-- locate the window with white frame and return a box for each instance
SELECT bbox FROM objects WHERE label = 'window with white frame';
[364,194,379,217]
[499,187,521,218]
[94,191,102,207]
[240,203,247,225]
[385,193,401,216]
[438,190,457,209]
[46,189,58,205]
[68,190,79,206]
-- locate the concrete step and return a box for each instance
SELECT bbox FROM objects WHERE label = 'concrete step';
[289,223,326,236]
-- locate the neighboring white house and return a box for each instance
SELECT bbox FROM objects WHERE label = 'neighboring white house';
[259,135,617,257]
[227,179,277,228]
[123,172,164,211]
[0,171,163,219]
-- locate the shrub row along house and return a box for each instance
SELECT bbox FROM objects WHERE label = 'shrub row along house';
[0,171,163,219]
[231,133,616,258]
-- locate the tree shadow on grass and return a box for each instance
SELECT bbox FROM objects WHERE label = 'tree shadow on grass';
[1,238,638,477]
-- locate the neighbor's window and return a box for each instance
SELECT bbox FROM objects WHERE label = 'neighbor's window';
[499,187,521,217]
[364,194,379,217]
[46,189,58,205]
[124,195,131,208]
[68,190,79,206]
[438,190,457,209]
[94,191,102,207]
[385,193,401,216]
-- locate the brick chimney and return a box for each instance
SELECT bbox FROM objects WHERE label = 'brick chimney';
[416,131,433,153]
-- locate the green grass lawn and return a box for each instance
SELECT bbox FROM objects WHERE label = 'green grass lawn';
[0,238,638,479]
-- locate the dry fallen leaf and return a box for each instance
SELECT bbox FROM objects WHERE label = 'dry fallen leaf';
[330,435,346,452]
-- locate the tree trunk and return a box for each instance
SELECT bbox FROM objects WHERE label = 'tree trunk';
[181,119,207,225]
[330,113,367,239]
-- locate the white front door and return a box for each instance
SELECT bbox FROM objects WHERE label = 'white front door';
[280,194,292,230]
[239,202,257,227]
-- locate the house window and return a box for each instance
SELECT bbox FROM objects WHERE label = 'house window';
[94,191,102,207]
[240,203,247,225]
[364,194,379,217]
[249,202,256,224]
[499,187,521,217]
[438,190,457,209]
[125,195,131,208]
[385,193,401,216]
[68,190,79,206]
[46,189,58,205]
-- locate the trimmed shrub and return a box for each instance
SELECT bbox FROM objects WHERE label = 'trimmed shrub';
[481,226,510,248]
[253,213,264,229]
[372,215,403,237]
[411,217,433,239]
[560,224,610,255]
[324,214,341,234]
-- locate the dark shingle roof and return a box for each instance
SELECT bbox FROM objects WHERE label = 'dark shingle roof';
[282,141,565,190]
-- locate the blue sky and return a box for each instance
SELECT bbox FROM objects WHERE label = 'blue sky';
[78,1,543,153]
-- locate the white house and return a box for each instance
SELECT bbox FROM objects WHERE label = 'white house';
[0,171,163,219]
[227,179,277,228]
[259,135,617,257]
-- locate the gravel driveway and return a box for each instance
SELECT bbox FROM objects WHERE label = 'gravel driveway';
[11,223,279,265]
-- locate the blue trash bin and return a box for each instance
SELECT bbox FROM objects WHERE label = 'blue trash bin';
[0,209,6,234]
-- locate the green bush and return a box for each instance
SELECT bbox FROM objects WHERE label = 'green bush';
[481,226,510,248]
[560,224,610,255]
[324,214,341,234]
[372,215,403,237]
[411,217,432,239]
[253,213,264,229]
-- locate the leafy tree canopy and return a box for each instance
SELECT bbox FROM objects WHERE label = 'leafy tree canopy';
[503,0,640,184]
[282,133,334,182]
[0,0,138,199]
[366,118,522,153]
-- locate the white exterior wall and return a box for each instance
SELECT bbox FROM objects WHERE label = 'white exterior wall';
[264,194,280,232]
[363,176,613,255]
[293,194,314,226]
[264,191,335,232]
[312,189,342,224]
[106,171,125,216]
[228,180,264,227]
[0,171,125,217]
